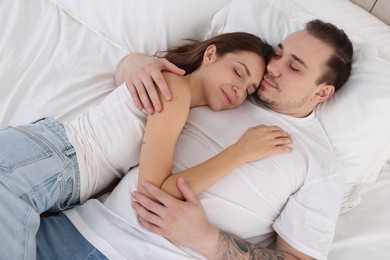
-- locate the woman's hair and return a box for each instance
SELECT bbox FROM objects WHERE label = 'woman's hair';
[160,32,273,75]
[306,19,353,91]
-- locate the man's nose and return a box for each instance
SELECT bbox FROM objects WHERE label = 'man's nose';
[267,58,281,77]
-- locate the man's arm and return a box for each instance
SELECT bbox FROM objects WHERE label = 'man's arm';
[214,230,310,260]
[132,178,313,260]
[115,53,184,114]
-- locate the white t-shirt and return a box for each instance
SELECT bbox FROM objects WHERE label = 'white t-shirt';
[65,99,344,260]
[64,83,147,202]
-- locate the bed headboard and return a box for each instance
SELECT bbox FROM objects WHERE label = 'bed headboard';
[350,0,390,25]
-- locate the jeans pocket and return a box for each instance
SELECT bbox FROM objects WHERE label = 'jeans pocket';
[57,175,75,211]
[0,127,53,173]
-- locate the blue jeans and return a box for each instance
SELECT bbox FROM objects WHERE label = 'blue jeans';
[0,118,81,260]
[37,213,107,260]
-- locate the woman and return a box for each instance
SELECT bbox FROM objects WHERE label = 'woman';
[0,32,292,259]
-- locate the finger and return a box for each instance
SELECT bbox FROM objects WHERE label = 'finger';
[274,136,293,145]
[160,58,185,76]
[132,190,166,214]
[132,199,163,226]
[131,76,154,114]
[177,177,199,205]
[253,125,280,131]
[137,214,165,237]
[274,145,293,154]
[267,129,291,139]
[135,72,162,112]
[141,180,179,208]
[151,70,172,102]
[126,82,144,111]
[132,77,155,114]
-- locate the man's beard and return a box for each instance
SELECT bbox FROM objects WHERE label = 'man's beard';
[257,90,311,112]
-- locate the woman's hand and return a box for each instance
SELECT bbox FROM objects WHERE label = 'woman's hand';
[115,53,185,114]
[232,125,293,163]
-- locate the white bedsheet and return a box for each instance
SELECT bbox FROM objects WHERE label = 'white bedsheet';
[0,0,125,127]
[1,0,390,259]
[330,159,390,259]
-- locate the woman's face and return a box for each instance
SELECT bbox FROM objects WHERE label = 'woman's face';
[200,48,266,111]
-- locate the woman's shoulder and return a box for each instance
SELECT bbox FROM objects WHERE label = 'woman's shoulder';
[162,71,188,85]
[162,72,190,98]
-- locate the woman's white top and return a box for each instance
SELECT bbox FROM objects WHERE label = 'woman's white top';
[64,83,147,202]
[65,99,344,260]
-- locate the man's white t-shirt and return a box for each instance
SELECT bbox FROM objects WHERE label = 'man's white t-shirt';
[64,97,344,260]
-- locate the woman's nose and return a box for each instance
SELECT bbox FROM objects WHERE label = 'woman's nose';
[233,85,245,98]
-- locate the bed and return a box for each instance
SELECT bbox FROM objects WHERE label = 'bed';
[1,0,389,259]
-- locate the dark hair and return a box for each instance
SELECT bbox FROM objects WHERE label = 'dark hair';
[160,32,273,75]
[306,19,353,91]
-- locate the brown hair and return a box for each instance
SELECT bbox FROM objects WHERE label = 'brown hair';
[306,19,353,91]
[160,32,273,75]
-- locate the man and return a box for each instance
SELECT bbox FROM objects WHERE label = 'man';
[120,19,353,259]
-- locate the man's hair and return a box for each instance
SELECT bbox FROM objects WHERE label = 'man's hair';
[161,32,273,75]
[306,19,353,91]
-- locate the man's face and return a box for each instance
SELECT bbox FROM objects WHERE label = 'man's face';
[256,30,334,117]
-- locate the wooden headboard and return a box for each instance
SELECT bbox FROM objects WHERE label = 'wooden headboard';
[350,0,390,25]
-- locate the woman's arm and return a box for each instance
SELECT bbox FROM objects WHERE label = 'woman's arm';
[137,72,191,199]
[160,125,292,199]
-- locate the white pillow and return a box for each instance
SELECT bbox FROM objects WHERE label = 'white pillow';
[209,0,390,212]
[290,0,390,62]
[50,0,229,55]
[211,0,314,46]
[317,51,390,213]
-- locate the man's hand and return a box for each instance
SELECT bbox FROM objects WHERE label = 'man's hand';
[115,53,185,114]
[132,177,313,260]
[132,177,219,258]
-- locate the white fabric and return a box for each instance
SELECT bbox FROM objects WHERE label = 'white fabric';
[64,84,147,202]
[50,0,230,55]
[316,51,390,211]
[290,0,390,61]
[0,0,125,128]
[206,0,390,213]
[66,173,204,260]
[330,159,390,260]
[66,100,344,260]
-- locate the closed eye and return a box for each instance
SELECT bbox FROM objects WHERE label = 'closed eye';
[290,65,300,72]
[273,48,282,59]
[274,52,282,59]
[234,68,242,78]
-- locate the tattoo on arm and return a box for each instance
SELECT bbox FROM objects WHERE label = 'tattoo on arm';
[215,230,299,260]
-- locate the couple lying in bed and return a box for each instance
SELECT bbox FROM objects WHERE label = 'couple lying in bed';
[0,19,353,260]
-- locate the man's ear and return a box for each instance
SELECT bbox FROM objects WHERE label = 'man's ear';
[316,84,335,103]
[203,45,217,65]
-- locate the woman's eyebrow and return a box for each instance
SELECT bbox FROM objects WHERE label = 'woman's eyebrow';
[238,61,251,77]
